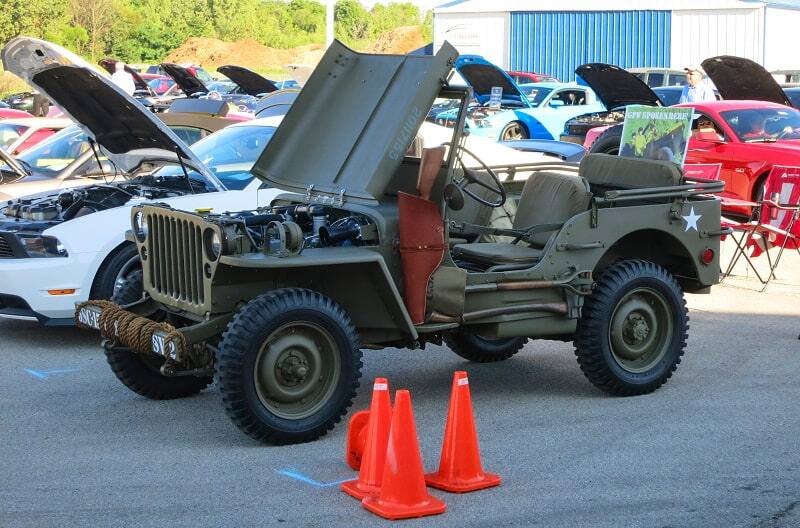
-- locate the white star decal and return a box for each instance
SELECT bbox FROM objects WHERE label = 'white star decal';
[682,207,701,232]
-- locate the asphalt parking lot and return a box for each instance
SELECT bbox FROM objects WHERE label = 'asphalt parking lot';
[2,245,799,528]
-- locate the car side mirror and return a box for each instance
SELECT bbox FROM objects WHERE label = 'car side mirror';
[695,130,724,143]
[549,100,565,108]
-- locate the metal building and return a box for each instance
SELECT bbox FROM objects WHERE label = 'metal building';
[433,0,800,81]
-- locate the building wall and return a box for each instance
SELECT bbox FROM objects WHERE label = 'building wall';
[671,8,764,69]
[433,12,510,68]
[508,11,671,82]
[763,6,800,70]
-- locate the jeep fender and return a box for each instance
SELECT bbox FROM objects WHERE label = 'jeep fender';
[217,247,418,343]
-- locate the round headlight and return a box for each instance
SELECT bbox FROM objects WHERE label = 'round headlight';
[134,211,148,242]
[204,228,222,260]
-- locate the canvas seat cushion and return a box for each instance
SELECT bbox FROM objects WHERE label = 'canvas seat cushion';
[579,153,683,190]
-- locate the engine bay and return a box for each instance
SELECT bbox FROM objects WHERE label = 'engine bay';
[1,175,210,222]
[210,204,380,256]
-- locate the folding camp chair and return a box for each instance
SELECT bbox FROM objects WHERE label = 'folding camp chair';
[721,165,800,291]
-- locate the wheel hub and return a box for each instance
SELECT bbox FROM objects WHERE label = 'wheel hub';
[276,352,310,384]
[623,314,650,345]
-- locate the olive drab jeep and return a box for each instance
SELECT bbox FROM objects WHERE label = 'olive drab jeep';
[77,41,726,444]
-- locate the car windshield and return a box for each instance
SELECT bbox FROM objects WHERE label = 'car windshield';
[721,108,800,142]
[147,78,175,93]
[522,87,553,107]
[16,126,91,175]
[0,123,29,148]
[207,81,236,94]
[151,125,277,190]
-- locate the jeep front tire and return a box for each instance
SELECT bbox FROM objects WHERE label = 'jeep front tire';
[216,288,363,444]
[574,260,688,396]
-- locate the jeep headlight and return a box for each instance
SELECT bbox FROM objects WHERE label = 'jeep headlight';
[18,235,68,258]
[203,228,223,260]
[134,211,148,242]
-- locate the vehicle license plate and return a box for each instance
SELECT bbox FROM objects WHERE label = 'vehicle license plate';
[152,333,168,356]
[77,307,101,329]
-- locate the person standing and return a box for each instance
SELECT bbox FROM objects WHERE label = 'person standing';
[679,65,716,103]
[110,61,136,96]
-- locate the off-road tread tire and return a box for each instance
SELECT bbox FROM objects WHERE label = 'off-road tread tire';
[216,288,362,445]
[90,243,140,300]
[588,123,623,155]
[445,333,526,363]
[575,260,688,396]
[105,270,211,400]
[111,269,144,306]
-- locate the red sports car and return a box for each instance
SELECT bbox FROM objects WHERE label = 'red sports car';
[677,99,800,216]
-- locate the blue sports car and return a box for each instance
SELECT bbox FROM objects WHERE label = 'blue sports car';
[434,55,605,141]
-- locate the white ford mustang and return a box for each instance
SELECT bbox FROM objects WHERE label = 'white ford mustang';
[0,38,283,325]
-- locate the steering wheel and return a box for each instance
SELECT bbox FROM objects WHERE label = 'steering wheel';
[454,146,506,208]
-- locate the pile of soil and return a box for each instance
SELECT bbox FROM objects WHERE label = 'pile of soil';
[164,26,427,77]
[165,37,325,72]
[365,26,426,54]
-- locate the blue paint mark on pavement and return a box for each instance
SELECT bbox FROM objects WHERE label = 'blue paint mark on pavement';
[24,368,80,380]
[276,469,351,488]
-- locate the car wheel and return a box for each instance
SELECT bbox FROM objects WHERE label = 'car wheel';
[445,332,526,363]
[500,121,528,141]
[90,244,141,301]
[588,124,623,155]
[574,260,688,396]
[216,288,363,444]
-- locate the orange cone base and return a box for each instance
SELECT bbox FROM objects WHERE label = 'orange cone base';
[340,478,380,501]
[362,494,446,520]
[425,470,502,493]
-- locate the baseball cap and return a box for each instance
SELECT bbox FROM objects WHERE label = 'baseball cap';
[684,65,705,75]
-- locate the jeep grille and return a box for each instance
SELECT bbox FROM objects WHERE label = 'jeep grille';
[144,211,206,307]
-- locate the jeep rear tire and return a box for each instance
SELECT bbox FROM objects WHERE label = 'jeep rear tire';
[216,288,363,444]
[445,333,526,363]
[104,270,212,400]
[575,260,688,396]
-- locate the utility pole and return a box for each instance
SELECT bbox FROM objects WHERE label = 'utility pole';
[326,0,335,48]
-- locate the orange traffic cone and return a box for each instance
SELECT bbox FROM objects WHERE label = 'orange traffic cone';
[362,390,446,520]
[425,371,501,493]
[341,378,392,500]
[345,409,370,471]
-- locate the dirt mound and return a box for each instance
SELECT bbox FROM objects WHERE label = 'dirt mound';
[165,37,324,73]
[365,26,426,54]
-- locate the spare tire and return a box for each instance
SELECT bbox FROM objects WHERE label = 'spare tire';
[589,124,624,155]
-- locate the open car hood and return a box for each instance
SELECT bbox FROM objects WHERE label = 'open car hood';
[1,37,223,190]
[98,58,150,93]
[217,65,277,96]
[455,55,526,105]
[251,40,458,206]
[702,55,792,106]
[576,63,661,108]
[160,63,208,96]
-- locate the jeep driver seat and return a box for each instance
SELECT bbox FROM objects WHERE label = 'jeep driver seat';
[451,171,591,268]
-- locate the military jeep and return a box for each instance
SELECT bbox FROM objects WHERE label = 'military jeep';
[78,41,725,444]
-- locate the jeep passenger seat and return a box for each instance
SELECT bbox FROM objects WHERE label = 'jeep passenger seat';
[451,171,591,268]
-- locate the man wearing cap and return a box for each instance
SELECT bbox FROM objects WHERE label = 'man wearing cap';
[679,65,716,104]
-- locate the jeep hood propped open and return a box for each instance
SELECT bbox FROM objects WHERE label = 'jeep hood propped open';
[576,63,662,109]
[217,65,278,96]
[160,63,208,96]
[251,40,458,206]
[702,55,792,106]
[1,37,222,190]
